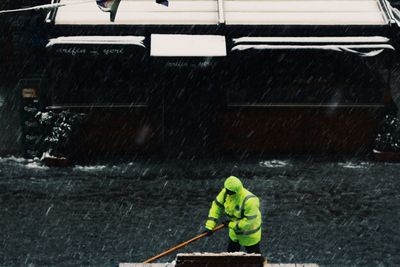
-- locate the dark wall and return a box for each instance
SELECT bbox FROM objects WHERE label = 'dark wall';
[0,1,50,155]
[390,1,400,8]
[0,0,50,67]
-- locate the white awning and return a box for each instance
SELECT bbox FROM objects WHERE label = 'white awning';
[231,36,394,57]
[53,0,389,26]
[233,36,391,44]
[46,36,145,47]
[54,0,219,25]
[150,34,226,57]
[225,0,388,25]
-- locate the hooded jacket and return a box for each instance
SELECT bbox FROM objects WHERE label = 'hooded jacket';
[205,176,262,246]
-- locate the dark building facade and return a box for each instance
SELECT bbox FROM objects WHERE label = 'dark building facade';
[0,1,50,155]
[1,0,400,158]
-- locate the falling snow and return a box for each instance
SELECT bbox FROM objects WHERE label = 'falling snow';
[1,1,400,267]
[0,158,399,266]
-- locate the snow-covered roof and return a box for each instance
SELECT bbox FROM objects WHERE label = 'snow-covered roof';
[53,0,391,26]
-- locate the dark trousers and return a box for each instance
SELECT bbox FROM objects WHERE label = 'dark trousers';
[227,239,261,254]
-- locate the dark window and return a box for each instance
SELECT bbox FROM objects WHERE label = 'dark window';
[227,51,386,105]
[47,56,150,105]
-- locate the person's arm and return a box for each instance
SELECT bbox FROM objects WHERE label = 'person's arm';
[205,189,226,230]
[229,196,261,232]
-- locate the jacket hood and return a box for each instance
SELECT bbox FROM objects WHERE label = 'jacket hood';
[224,176,243,193]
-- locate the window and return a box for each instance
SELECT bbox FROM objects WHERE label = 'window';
[227,51,386,105]
[47,56,150,105]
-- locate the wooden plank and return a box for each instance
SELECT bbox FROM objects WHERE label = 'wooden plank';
[176,253,264,267]
[120,263,319,267]
[264,264,319,267]
[119,264,174,267]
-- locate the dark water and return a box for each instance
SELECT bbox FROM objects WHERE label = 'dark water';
[0,157,399,267]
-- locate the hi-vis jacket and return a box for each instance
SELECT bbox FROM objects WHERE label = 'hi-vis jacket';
[205,176,262,246]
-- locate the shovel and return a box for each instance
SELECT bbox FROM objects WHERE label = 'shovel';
[144,224,225,263]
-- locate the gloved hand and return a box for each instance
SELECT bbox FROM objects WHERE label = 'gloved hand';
[228,221,238,229]
[203,228,213,236]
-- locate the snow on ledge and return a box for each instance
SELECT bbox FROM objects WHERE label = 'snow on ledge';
[231,36,394,57]
[231,44,394,57]
[46,36,146,48]
[233,36,391,44]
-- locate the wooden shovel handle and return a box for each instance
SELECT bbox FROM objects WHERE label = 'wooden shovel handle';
[143,224,226,263]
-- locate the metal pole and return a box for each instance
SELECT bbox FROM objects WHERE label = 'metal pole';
[217,0,225,24]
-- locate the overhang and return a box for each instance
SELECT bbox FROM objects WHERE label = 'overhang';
[51,0,391,26]
[231,36,395,57]
[46,36,146,56]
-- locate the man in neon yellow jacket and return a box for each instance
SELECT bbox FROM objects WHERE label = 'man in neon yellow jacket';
[204,176,262,253]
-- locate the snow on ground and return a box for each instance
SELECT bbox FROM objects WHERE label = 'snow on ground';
[73,165,107,172]
[25,161,50,170]
[0,156,27,163]
[338,161,371,169]
[0,157,399,266]
[0,157,49,170]
[259,160,290,168]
